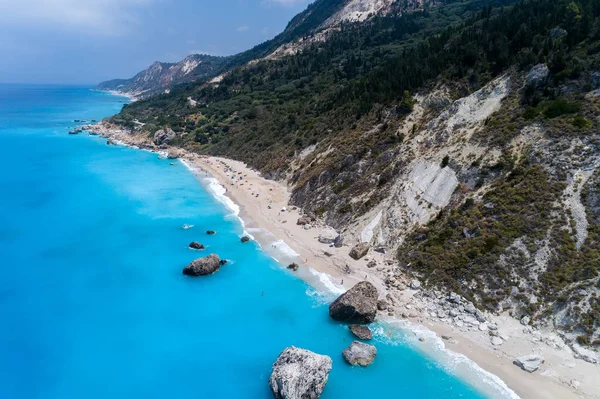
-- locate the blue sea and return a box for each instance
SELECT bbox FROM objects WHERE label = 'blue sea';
[0,85,517,399]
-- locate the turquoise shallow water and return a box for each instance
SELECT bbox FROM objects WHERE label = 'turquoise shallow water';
[0,85,506,398]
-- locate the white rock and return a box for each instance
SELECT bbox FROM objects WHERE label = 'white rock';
[410,279,421,290]
[491,337,503,346]
[269,346,332,399]
[513,355,544,372]
[478,323,488,331]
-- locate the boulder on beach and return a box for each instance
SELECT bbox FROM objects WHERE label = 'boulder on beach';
[288,263,299,271]
[349,325,372,340]
[206,230,216,235]
[329,281,378,324]
[153,128,176,145]
[182,254,222,276]
[269,346,332,399]
[296,215,314,226]
[317,228,338,244]
[241,236,251,243]
[349,243,369,260]
[189,241,205,250]
[167,149,184,159]
[342,341,377,366]
[377,300,388,311]
[513,355,544,372]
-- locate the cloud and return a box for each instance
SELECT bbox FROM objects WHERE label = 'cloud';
[236,25,249,32]
[0,0,152,36]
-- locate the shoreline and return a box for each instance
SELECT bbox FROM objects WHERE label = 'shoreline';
[86,121,598,399]
[92,88,139,102]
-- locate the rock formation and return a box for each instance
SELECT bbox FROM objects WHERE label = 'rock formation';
[241,236,250,243]
[513,355,545,372]
[296,215,313,226]
[329,281,378,323]
[342,341,377,366]
[349,324,372,340]
[349,243,369,260]
[153,128,176,145]
[269,346,332,399]
[206,230,216,235]
[189,241,204,250]
[288,263,299,271]
[182,254,222,276]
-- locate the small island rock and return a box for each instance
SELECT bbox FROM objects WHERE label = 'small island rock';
[329,281,378,324]
[342,341,377,366]
[206,230,216,235]
[189,241,205,250]
[349,325,372,340]
[182,254,222,276]
[269,346,332,399]
[241,236,250,243]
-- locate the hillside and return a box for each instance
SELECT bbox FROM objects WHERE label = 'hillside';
[96,54,230,98]
[105,0,600,359]
[97,0,433,97]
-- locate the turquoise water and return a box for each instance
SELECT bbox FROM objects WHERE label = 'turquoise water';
[0,85,500,398]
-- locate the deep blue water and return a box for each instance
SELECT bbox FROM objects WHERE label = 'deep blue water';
[0,85,504,398]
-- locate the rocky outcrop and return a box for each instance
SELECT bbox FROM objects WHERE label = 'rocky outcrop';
[182,254,222,276]
[189,241,205,250]
[153,128,176,145]
[513,355,544,372]
[269,346,332,399]
[241,236,250,243]
[342,341,377,366]
[349,243,369,260]
[329,281,378,323]
[288,263,299,271]
[526,63,549,87]
[206,230,216,235]
[349,324,372,340]
[410,279,421,290]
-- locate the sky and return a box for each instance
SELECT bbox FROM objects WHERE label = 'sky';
[0,0,310,84]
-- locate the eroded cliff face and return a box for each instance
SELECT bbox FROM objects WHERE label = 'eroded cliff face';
[288,70,600,349]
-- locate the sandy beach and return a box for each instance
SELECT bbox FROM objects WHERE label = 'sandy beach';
[88,123,599,399]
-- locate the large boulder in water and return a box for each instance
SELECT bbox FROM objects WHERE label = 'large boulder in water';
[189,241,204,250]
[342,341,377,366]
[182,254,221,276]
[269,346,332,399]
[153,128,176,145]
[329,281,378,324]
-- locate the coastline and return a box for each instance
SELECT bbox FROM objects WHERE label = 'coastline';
[93,89,139,102]
[85,121,598,399]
